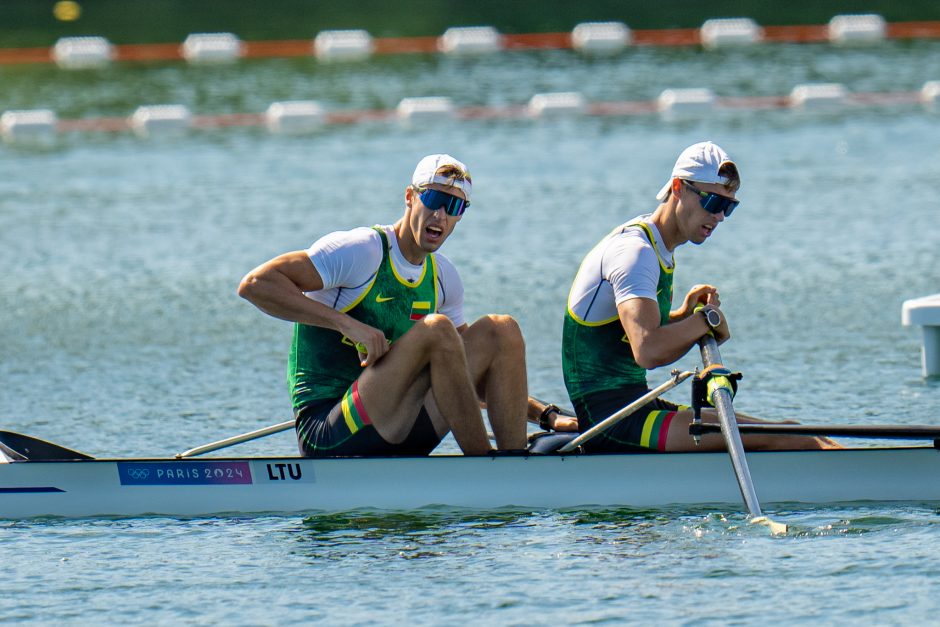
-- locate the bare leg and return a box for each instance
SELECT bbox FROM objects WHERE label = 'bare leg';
[422,315,528,450]
[663,409,839,452]
[354,314,491,455]
[462,315,528,449]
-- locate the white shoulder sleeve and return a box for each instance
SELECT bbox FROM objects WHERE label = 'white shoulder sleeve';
[307,227,383,290]
[603,232,660,305]
[434,254,465,328]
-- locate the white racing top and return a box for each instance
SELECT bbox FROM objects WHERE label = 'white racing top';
[567,215,674,323]
[305,224,465,327]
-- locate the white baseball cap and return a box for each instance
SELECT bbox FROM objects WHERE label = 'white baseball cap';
[655,141,737,202]
[412,154,472,201]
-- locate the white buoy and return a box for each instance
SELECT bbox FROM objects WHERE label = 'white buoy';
[313,29,374,61]
[51,36,114,69]
[528,92,587,118]
[181,33,243,64]
[902,294,940,377]
[438,26,502,54]
[0,109,58,143]
[828,14,887,44]
[790,83,848,109]
[265,101,325,134]
[570,22,631,53]
[700,18,763,48]
[658,88,716,114]
[129,105,192,138]
[396,97,455,124]
[921,81,940,107]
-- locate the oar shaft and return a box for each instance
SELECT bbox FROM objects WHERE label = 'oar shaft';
[176,420,295,458]
[699,335,764,519]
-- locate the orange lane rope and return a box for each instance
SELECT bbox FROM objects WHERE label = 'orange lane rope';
[1,21,939,66]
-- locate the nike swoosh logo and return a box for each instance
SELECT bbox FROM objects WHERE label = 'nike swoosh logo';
[376,295,394,303]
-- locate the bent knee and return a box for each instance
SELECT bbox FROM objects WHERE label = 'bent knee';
[475,314,525,351]
[416,313,461,345]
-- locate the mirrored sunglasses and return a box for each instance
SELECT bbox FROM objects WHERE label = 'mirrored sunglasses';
[416,187,469,217]
[682,180,739,217]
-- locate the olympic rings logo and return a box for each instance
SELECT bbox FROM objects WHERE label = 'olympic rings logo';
[126,468,150,480]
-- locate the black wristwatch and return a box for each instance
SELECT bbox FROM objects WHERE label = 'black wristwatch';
[538,404,559,430]
[701,306,722,329]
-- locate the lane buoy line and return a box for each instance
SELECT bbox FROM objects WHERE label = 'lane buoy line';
[2,84,937,143]
[0,17,939,67]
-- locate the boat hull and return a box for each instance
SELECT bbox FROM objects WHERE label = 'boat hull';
[2,447,940,519]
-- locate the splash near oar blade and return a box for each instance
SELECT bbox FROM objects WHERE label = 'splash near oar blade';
[697,332,787,535]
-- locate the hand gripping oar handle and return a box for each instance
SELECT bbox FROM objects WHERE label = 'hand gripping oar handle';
[698,334,766,519]
[176,420,295,458]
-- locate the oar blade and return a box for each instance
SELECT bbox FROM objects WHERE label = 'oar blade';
[751,516,789,536]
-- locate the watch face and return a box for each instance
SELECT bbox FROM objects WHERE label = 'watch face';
[705,308,721,327]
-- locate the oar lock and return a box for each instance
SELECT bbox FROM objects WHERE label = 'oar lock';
[689,365,743,443]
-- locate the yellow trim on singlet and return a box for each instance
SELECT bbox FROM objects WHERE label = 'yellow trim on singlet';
[565,226,622,326]
[390,247,430,287]
[337,228,438,313]
[429,254,439,301]
[633,222,674,275]
[338,273,378,313]
[566,305,619,327]
[566,221,671,327]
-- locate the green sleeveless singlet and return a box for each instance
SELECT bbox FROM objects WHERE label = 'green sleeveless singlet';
[288,227,439,410]
[562,220,674,405]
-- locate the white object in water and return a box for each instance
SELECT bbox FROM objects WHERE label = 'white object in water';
[921,81,940,106]
[313,30,374,61]
[265,101,325,134]
[129,105,192,138]
[181,33,244,64]
[902,294,940,377]
[658,88,716,114]
[528,92,587,118]
[0,109,58,143]
[396,97,455,123]
[570,22,631,53]
[700,18,763,48]
[828,14,887,44]
[789,83,848,109]
[51,36,114,69]
[438,26,502,54]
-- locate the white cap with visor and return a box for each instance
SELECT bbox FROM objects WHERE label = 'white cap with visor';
[412,154,472,201]
[656,141,737,202]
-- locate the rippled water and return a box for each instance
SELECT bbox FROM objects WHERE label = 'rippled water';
[2,38,940,623]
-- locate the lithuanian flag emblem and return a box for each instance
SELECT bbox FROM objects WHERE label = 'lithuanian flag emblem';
[410,301,431,321]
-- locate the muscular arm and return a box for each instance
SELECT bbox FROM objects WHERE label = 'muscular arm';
[238,251,390,365]
[618,297,714,370]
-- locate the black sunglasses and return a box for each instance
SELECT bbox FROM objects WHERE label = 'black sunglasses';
[682,180,739,217]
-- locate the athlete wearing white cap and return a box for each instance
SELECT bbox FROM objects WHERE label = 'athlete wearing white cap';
[560,141,835,452]
[239,154,535,457]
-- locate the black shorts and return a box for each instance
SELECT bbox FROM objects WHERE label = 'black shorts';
[573,385,687,453]
[295,381,442,457]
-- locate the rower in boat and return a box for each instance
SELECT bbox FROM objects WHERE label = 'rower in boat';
[561,141,836,453]
[238,154,538,457]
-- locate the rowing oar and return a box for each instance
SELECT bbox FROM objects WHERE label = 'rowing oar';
[176,420,294,458]
[557,370,695,453]
[699,332,787,535]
